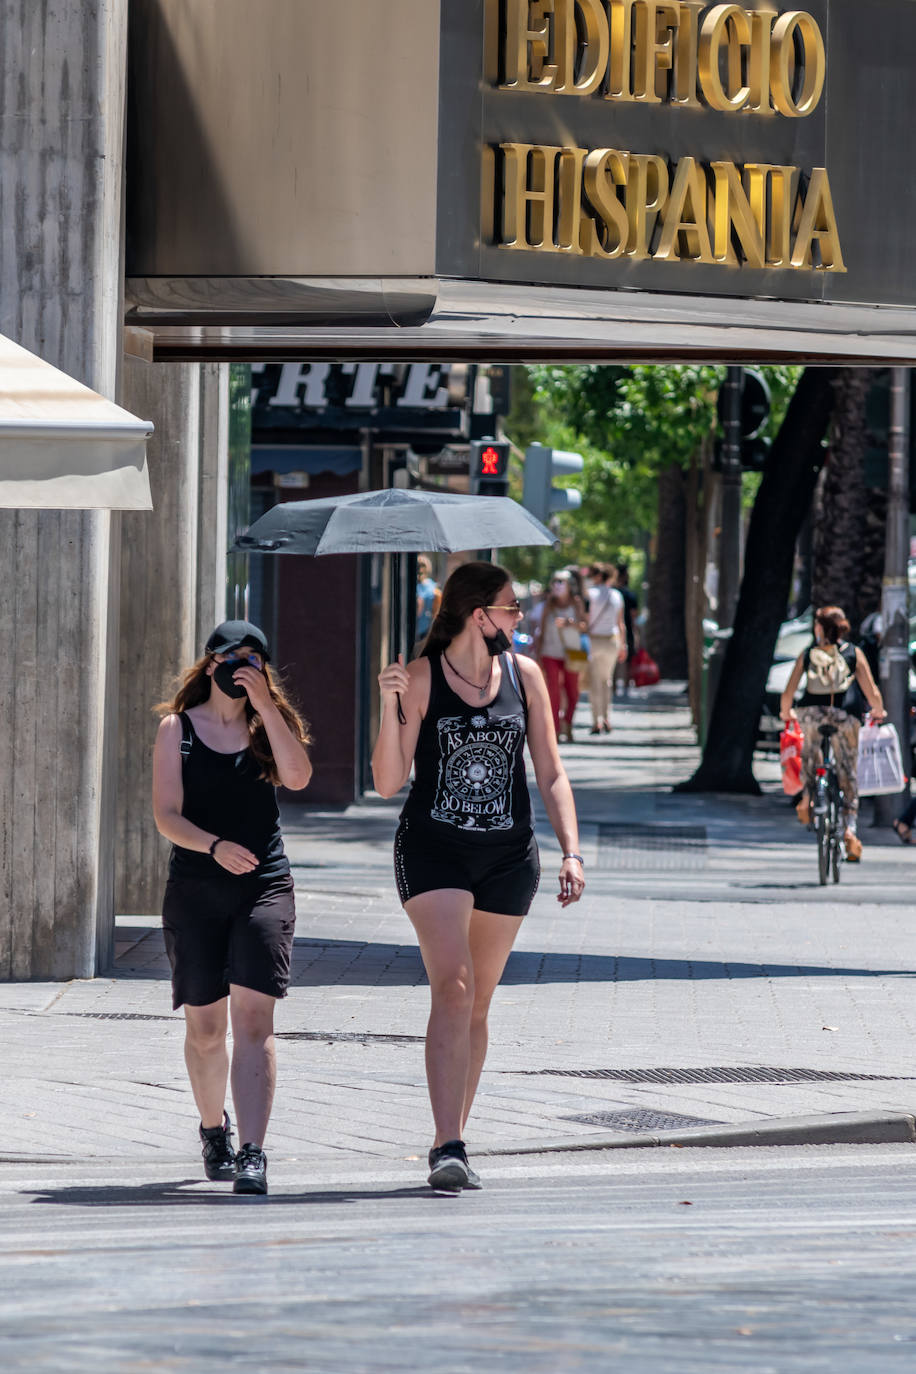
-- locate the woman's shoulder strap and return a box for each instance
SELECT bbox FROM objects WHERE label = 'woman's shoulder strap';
[178,710,193,760]
[505,651,529,717]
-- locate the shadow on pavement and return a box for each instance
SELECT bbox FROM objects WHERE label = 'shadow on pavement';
[112,934,915,987]
[27,1181,432,1207]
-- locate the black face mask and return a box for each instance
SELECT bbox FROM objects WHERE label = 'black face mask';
[213,659,251,699]
[482,612,511,657]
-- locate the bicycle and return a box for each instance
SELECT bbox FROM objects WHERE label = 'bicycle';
[812,721,843,885]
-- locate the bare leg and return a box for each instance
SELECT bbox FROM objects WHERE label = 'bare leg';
[229,984,278,1147]
[462,909,525,1134]
[183,1000,229,1128]
[405,890,475,1146]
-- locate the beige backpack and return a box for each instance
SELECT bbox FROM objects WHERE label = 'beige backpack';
[806,643,854,696]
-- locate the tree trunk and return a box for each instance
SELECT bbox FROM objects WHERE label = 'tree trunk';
[676,367,839,794]
[811,368,873,634]
[646,463,688,678]
[684,438,713,727]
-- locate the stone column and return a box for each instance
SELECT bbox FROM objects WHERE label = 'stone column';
[0,2,128,978]
[115,362,229,916]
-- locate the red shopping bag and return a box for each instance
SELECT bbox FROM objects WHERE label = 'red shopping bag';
[779,718,803,795]
[630,647,660,688]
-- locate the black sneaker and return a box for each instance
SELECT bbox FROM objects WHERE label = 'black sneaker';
[199,1112,236,1182]
[233,1143,268,1196]
[427,1139,470,1193]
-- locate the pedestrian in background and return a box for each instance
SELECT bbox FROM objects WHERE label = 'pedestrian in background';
[372,562,584,1193]
[779,604,884,863]
[586,563,626,734]
[614,563,639,699]
[415,555,441,648]
[533,570,588,742]
[152,620,312,1196]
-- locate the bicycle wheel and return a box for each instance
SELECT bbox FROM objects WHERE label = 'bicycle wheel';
[816,813,830,885]
[830,787,842,883]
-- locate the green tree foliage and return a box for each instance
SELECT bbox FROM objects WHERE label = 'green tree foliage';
[500,363,801,582]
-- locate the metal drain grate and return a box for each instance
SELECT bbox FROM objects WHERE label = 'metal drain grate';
[518,1065,910,1084]
[45,1011,176,1022]
[561,1108,722,1132]
[275,1030,424,1045]
[597,823,708,871]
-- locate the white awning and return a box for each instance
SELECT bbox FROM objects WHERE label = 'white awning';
[0,334,153,509]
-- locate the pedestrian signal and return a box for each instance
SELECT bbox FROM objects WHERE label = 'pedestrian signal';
[469,437,510,497]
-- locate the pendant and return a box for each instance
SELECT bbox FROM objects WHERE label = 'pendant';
[479,685,487,700]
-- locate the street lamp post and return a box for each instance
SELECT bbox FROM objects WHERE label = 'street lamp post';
[718,365,745,632]
[874,367,911,825]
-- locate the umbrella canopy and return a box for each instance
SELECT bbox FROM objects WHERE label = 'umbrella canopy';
[0,333,153,509]
[232,487,555,555]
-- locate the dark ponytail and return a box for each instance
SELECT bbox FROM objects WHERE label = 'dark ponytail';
[420,561,513,657]
[815,605,850,645]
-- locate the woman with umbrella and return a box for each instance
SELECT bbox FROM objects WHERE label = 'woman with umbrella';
[152,620,312,1196]
[372,562,585,1193]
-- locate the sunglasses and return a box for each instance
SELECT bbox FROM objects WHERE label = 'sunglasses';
[486,601,523,615]
[221,650,264,668]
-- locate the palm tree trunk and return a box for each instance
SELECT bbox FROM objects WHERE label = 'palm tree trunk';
[811,368,873,634]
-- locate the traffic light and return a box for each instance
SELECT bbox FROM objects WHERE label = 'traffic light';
[713,368,773,471]
[469,437,510,497]
[522,442,583,525]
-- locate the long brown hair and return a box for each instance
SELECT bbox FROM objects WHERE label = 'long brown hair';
[420,561,513,656]
[156,656,312,785]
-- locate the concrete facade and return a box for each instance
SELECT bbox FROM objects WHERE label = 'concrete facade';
[116,361,229,918]
[0,5,230,974]
[0,1,129,978]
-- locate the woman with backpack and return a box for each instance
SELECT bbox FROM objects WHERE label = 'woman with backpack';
[152,620,312,1196]
[779,605,884,862]
[372,562,584,1193]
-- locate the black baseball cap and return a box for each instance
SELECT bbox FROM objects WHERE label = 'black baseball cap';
[205,619,271,662]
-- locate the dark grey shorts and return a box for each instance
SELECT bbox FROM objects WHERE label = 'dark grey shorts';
[162,871,296,1009]
[394,819,540,916]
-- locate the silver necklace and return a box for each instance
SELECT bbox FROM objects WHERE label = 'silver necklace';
[443,651,493,701]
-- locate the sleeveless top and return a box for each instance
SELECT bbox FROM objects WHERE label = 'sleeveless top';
[400,652,531,843]
[169,712,289,880]
[799,641,859,711]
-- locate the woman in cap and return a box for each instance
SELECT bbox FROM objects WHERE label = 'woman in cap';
[152,620,312,1195]
[372,562,584,1193]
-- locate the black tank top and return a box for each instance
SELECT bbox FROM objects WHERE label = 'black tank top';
[169,712,288,880]
[400,652,531,843]
[799,641,859,711]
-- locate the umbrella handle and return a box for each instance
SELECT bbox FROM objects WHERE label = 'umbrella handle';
[396,693,407,726]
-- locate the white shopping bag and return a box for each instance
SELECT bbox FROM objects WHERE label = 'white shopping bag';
[857,721,907,795]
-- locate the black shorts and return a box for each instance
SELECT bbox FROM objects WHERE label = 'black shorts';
[162,871,296,1010]
[394,818,540,917]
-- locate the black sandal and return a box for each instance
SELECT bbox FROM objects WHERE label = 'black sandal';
[892,819,913,845]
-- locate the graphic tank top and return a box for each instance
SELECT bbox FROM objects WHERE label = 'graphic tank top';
[169,712,289,880]
[400,653,532,842]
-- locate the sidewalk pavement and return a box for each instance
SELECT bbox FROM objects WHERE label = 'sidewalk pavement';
[2,683,915,1166]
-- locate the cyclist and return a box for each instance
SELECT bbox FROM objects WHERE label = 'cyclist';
[779,605,884,862]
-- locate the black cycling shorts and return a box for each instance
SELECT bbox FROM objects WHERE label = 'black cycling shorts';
[394,818,540,917]
[162,871,296,1010]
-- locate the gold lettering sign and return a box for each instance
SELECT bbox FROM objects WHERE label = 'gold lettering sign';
[495,144,844,272]
[489,1,841,274]
[499,0,826,114]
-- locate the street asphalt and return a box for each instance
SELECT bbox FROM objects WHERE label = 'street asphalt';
[2,684,916,1370]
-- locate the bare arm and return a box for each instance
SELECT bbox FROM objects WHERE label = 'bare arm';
[779,653,807,721]
[152,715,259,874]
[854,647,886,719]
[230,665,312,790]
[518,657,584,906]
[371,656,430,798]
[573,595,588,634]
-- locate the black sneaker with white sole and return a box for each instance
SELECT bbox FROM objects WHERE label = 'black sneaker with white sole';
[233,1143,268,1195]
[427,1139,473,1192]
[199,1111,236,1182]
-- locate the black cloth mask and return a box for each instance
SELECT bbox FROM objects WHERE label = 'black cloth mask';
[482,613,511,657]
[213,659,252,699]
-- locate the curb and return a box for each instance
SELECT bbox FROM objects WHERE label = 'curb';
[480,1111,916,1155]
